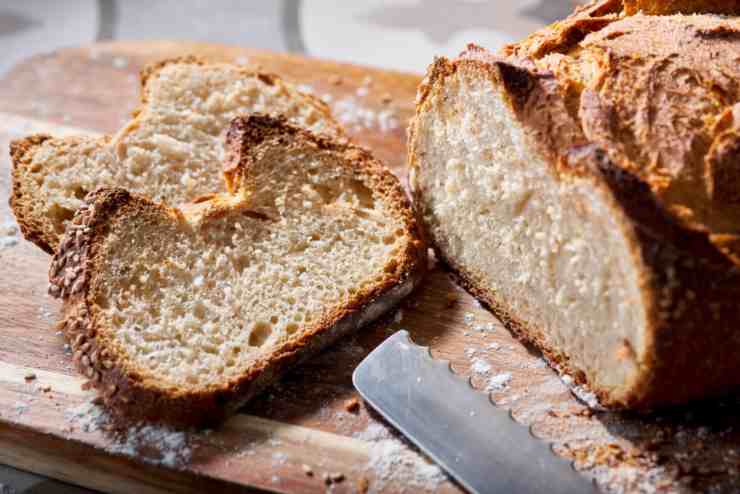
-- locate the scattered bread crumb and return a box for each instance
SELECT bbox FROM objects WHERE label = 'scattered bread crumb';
[357,476,370,494]
[328,74,342,86]
[112,56,129,69]
[381,93,393,104]
[344,397,361,413]
[330,472,345,483]
[301,464,313,476]
[24,372,36,381]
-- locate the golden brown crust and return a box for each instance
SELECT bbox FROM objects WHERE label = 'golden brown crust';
[49,118,426,427]
[623,0,740,15]
[9,134,57,254]
[134,55,335,127]
[501,3,740,266]
[224,114,427,278]
[10,56,343,254]
[409,13,740,409]
[10,134,113,254]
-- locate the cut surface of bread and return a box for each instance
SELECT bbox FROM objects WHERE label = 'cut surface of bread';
[49,115,425,426]
[10,57,343,254]
[409,1,740,409]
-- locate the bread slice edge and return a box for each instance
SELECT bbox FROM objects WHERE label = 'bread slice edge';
[9,56,343,254]
[49,112,427,425]
[409,50,740,410]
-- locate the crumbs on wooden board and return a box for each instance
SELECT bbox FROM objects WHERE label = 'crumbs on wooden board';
[64,400,192,469]
[344,397,361,413]
[0,220,19,249]
[353,420,447,491]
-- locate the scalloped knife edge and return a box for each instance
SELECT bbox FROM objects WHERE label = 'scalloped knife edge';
[352,330,599,494]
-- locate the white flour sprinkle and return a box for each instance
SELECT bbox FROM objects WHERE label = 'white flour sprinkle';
[463,313,474,325]
[486,372,512,392]
[112,56,129,69]
[393,309,404,324]
[473,322,497,333]
[487,342,501,351]
[0,221,19,249]
[234,56,250,66]
[13,401,29,417]
[271,451,288,466]
[367,438,446,492]
[296,83,314,94]
[65,400,192,469]
[332,98,399,132]
[552,362,605,410]
[38,305,55,323]
[530,359,548,369]
[471,357,492,375]
[569,383,603,410]
[355,421,446,491]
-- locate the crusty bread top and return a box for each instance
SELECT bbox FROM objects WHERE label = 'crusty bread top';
[485,0,740,265]
[623,0,740,15]
[9,56,343,254]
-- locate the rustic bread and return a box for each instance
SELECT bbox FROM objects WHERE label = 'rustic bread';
[408,0,740,409]
[622,0,740,15]
[10,56,343,254]
[49,115,425,426]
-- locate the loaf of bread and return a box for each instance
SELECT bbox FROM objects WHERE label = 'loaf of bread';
[50,115,425,426]
[408,0,740,409]
[10,56,343,254]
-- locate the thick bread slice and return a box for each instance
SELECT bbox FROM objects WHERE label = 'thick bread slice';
[10,56,343,254]
[49,115,425,426]
[408,2,740,409]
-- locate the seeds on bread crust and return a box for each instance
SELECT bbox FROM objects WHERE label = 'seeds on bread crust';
[50,116,426,426]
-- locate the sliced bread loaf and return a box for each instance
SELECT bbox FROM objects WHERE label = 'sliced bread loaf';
[49,115,425,426]
[408,1,740,409]
[10,56,343,254]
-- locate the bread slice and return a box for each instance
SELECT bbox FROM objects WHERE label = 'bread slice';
[10,56,343,254]
[49,115,425,426]
[408,2,740,409]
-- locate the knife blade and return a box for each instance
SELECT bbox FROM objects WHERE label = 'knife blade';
[352,330,598,494]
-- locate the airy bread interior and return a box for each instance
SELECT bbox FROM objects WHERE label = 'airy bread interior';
[91,145,407,390]
[412,65,647,398]
[15,60,339,250]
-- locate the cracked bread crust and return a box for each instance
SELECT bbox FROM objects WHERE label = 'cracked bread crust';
[408,3,740,409]
[49,116,426,427]
[10,56,343,254]
[502,1,740,265]
[623,0,740,15]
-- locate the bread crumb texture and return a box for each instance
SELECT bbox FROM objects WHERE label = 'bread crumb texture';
[49,116,423,424]
[94,169,402,390]
[11,58,341,252]
[410,0,740,408]
[503,0,740,262]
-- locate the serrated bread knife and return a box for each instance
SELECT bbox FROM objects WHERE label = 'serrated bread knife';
[352,330,598,494]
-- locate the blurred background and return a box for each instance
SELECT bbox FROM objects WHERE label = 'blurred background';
[0,0,585,75]
[0,1,583,492]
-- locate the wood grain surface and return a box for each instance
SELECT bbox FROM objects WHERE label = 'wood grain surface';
[1,41,739,494]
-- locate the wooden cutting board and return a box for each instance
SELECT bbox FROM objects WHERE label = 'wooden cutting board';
[1,41,739,494]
